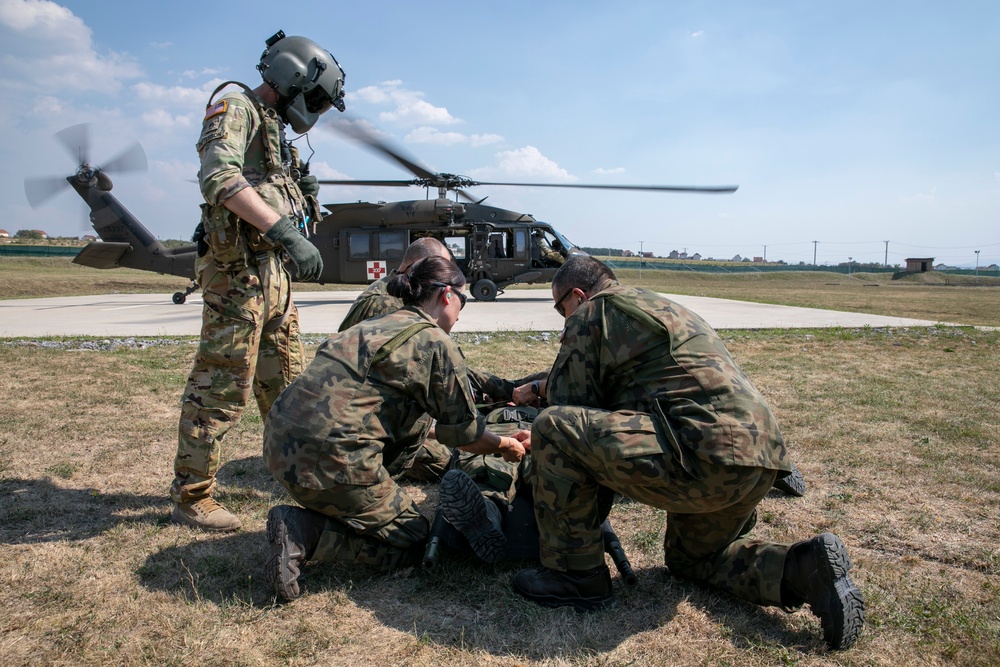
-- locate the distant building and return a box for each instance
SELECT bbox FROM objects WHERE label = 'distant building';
[668,250,680,259]
[33,230,48,239]
[905,257,935,273]
[622,250,633,257]
[690,253,702,261]
[753,256,764,262]
[731,254,743,262]
[0,229,8,238]
[81,235,97,241]
[640,251,654,258]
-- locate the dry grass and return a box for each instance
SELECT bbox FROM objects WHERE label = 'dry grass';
[2,326,999,666]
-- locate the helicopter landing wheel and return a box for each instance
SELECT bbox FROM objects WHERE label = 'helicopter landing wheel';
[472,278,498,302]
[172,292,186,305]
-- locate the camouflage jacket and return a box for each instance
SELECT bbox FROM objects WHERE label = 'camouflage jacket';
[195,86,308,263]
[546,281,790,472]
[264,307,487,490]
[336,274,519,402]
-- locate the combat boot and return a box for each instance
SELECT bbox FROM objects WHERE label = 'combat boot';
[512,565,615,612]
[171,496,241,532]
[781,532,865,650]
[265,505,325,602]
[773,462,807,497]
[439,469,508,563]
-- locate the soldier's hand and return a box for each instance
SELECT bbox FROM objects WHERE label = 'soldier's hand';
[512,429,531,453]
[297,174,320,199]
[265,215,324,282]
[498,436,526,463]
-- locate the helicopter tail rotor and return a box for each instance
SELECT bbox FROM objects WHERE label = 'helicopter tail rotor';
[24,123,148,210]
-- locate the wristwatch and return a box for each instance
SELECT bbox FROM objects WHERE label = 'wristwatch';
[531,381,540,396]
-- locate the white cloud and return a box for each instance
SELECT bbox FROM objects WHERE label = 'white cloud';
[593,167,625,175]
[349,80,459,126]
[469,133,503,147]
[405,127,505,147]
[470,146,575,181]
[406,127,467,145]
[691,30,705,38]
[900,186,937,205]
[0,0,142,93]
[133,80,222,109]
[140,108,196,131]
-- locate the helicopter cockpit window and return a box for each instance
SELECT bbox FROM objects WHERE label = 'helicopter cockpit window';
[377,231,405,260]
[348,232,371,260]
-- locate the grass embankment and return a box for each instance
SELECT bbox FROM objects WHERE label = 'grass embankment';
[1,328,999,666]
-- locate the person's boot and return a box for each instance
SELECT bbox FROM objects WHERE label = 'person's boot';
[265,505,325,602]
[773,462,807,497]
[171,496,241,532]
[782,532,865,650]
[439,469,507,563]
[512,565,615,612]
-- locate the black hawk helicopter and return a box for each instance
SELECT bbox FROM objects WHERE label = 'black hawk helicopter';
[25,122,737,303]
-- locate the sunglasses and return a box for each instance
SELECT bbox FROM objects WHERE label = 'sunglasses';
[432,282,467,310]
[553,287,574,317]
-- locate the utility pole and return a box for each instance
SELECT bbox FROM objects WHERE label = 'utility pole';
[813,240,818,266]
[975,250,980,284]
[848,257,852,277]
[639,241,643,280]
[884,240,889,268]
[763,245,767,263]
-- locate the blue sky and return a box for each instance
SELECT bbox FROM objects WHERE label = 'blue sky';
[2,0,997,267]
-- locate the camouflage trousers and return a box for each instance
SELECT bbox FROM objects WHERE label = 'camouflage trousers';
[277,447,519,569]
[531,405,789,607]
[171,250,303,503]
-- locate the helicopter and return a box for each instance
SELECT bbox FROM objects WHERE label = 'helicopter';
[24,122,738,303]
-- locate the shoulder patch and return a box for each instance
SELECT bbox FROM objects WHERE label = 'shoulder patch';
[204,100,228,120]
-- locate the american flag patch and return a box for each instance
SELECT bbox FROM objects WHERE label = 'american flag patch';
[204,100,228,120]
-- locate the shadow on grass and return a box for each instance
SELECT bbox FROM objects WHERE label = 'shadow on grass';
[136,527,811,660]
[0,476,166,544]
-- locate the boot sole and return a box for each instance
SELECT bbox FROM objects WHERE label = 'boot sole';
[773,463,806,497]
[439,470,507,564]
[265,507,302,602]
[812,533,865,649]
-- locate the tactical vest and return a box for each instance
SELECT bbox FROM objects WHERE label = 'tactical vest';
[198,81,309,272]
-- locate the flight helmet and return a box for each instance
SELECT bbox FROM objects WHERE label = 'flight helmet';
[257,30,346,133]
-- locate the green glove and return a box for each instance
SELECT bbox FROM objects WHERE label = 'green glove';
[297,174,319,198]
[265,216,324,281]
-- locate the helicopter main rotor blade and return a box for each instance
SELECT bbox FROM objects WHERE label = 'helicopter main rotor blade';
[24,175,71,209]
[472,181,739,194]
[317,179,418,188]
[100,141,148,174]
[54,123,90,166]
[329,120,439,181]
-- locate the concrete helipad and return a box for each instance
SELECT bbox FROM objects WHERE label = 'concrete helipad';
[0,290,951,338]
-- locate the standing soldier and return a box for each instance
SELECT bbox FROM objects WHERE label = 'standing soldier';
[512,255,864,650]
[170,31,346,531]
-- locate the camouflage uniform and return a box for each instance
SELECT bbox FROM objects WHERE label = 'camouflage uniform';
[533,281,794,606]
[171,85,308,504]
[264,306,494,568]
[337,277,525,495]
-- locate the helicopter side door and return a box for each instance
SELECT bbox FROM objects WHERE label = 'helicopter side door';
[340,229,408,283]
